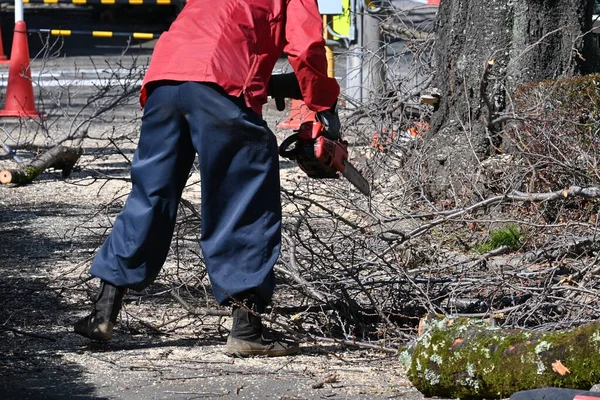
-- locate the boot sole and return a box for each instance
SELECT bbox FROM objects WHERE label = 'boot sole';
[224,346,299,357]
[73,319,113,341]
[73,330,112,341]
[224,336,300,357]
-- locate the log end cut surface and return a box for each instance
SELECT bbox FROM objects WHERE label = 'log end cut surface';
[0,170,12,184]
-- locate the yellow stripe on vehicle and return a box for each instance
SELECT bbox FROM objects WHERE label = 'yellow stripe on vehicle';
[133,32,155,40]
[51,30,72,36]
[92,31,113,38]
[43,0,59,3]
[72,0,87,4]
[100,0,116,4]
[156,0,172,3]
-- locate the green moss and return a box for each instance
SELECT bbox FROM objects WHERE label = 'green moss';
[24,166,39,179]
[407,317,600,399]
[475,225,522,254]
[10,166,41,184]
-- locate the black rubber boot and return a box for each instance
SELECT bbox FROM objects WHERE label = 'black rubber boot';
[224,293,299,357]
[73,280,125,341]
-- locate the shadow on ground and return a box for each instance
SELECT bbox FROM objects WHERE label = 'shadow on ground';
[0,200,106,399]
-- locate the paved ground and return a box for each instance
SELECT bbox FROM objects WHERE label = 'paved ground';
[0,6,430,400]
[0,117,424,400]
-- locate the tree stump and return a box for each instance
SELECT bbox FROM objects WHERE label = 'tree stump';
[404,316,600,399]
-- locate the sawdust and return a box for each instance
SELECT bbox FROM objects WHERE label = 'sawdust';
[0,102,426,399]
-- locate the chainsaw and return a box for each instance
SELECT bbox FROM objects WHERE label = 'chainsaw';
[279,121,370,196]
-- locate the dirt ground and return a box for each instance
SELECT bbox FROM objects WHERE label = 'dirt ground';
[0,101,427,400]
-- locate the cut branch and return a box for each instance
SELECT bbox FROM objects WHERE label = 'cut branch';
[401,186,600,242]
[0,145,83,185]
[170,291,230,317]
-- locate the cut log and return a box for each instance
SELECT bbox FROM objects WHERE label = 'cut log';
[404,315,600,399]
[0,145,82,185]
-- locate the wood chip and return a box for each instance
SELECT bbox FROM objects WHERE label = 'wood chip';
[552,360,571,376]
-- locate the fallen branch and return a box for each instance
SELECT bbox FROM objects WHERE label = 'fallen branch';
[277,233,329,303]
[509,186,600,201]
[0,325,56,341]
[0,145,83,184]
[308,335,398,354]
[525,235,600,262]
[402,186,600,242]
[170,291,230,317]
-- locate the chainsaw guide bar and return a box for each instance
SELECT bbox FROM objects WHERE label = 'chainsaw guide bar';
[279,121,370,196]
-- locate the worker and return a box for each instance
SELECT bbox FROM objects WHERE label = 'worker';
[73,0,340,357]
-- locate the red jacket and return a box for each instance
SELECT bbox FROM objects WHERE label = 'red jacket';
[141,0,340,115]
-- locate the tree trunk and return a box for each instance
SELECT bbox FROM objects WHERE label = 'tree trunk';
[404,316,600,399]
[0,145,83,185]
[419,0,600,202]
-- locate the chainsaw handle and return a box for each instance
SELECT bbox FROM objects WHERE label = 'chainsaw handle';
[278,133,300,159]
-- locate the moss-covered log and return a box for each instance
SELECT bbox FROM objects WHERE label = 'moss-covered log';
[404,316,600,399]
[0,145,82,185]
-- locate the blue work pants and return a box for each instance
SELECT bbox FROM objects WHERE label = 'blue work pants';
[89,81,280,305]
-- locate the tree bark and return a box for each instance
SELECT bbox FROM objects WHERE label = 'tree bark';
[404,316,600,399]
[418,0,600,201]
[0,145,83,185]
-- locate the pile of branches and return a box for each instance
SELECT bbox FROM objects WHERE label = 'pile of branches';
[161,66,600,349]
[85,6,600,351]
[249,6,600,347]
[6,5,599,353]
[163,142,600,351]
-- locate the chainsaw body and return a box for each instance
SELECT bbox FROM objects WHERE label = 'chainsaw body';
[279,121,370,195]
[279,121,348,179]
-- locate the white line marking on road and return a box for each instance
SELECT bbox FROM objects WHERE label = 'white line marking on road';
[0,69,143,87]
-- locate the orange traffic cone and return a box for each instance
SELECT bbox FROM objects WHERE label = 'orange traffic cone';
[277,99,316,130]
[0,20,41,118]
[0,26,9,65]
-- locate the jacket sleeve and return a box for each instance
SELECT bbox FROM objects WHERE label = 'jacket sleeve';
[283,0,340,112]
